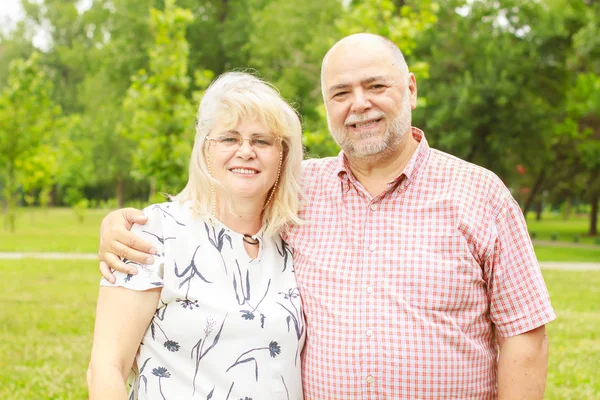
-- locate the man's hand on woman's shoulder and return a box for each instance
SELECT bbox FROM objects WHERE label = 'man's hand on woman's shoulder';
[99,207,156,283]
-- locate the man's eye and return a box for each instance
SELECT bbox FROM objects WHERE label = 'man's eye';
[333,92,348,98]
[370,84,384,89]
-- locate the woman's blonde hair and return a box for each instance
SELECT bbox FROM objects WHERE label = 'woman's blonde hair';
[174,71,304,237]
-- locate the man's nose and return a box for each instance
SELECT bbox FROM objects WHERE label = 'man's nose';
[350,89,371,113]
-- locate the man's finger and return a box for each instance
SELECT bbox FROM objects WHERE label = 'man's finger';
[122,208,148,227]
[99,261,116,283]
[103,252,132,275]
[111,240,153,267]
[123,229,157,255]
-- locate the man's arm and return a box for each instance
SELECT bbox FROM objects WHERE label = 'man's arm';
[99,208,156,283]
[87,286,161,399]
[497,325,549,400]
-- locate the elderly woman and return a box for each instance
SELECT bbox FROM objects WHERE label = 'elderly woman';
[87,72,305,400]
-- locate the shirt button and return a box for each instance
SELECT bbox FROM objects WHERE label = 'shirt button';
[366,286,373,294]
[366,375,374,384]
[368,244,377,252]
[370,204,378,211]
[366,329,373,337]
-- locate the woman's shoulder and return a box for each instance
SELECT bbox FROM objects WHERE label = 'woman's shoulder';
[142,201,193,225]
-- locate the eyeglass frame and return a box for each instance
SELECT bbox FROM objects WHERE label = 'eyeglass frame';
[204,132,283,152]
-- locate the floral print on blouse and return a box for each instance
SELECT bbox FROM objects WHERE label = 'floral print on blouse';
[101,201,305,400]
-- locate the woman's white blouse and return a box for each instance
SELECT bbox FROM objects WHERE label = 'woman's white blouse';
[101,202,305,400]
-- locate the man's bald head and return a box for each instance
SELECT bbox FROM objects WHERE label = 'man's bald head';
[321,33,409,94]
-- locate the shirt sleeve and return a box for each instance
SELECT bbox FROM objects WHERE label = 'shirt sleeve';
[485,193,556,337]
[100,205,166,291]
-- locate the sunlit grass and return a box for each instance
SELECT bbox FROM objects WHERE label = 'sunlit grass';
[543,269,600,400]
[0,208,107,252]
[0,260,598,399]
[526,212,598,245]
[535,245,600,262]
[0,259,98,399]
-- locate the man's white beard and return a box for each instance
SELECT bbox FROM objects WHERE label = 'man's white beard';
[329,95,412,160]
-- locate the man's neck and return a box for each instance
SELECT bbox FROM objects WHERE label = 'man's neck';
[347,133,420,197]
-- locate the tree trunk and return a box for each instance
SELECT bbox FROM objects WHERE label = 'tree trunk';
[564,198,571,221]
[522,170,546,216]
[117,177,125,208]
[535,200,543,221]
[393,0,407,13]
[148,177,156,203]
[4,166,16,232]
[587,167,599,235]
[589,192,598,237]
[2,198,6,231]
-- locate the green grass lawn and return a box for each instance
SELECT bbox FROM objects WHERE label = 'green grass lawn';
[0,259,98,400]
[544,269,600,400]
[535,245,600,262]
[0,260,598,399]
[526,213,598,245]
[0,208,107,252]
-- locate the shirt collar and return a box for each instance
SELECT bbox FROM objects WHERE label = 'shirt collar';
[334,127,430,186]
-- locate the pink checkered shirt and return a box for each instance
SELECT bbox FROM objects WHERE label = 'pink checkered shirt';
[285,128,556,399]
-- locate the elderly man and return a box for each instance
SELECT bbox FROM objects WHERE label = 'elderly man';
[98,34,555,399]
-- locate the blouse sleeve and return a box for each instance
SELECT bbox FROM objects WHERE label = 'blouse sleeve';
[100,205,166,291]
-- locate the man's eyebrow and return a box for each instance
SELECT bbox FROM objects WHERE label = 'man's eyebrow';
[362,76,390,84]
[328,83,351,94]
[328,76,391,94]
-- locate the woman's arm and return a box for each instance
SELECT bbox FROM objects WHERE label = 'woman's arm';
[87,286,161,400]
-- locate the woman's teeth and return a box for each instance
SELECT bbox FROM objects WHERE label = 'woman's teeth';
[230,168,257,175]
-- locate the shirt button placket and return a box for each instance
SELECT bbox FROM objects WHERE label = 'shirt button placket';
[364,200,378,396]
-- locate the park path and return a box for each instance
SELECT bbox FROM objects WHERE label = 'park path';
[0,252,598,270]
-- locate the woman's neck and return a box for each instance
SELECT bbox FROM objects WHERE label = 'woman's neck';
[215,194,264,236]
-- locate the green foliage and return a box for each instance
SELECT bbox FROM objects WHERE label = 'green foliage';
[0,0,597,223]
[245,0,342,119]
[414,0,559,178]
[72,199,90,223]
[0,22,36,93]
[302,105,340,158]
[38,187,52,209]
[0,53,61,231]
[120,0,196,194]
[337,0,437,78]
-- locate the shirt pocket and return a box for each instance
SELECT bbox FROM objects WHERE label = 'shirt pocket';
[387,233,484,312]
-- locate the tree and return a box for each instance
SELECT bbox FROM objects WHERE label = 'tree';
[0,53,61,231]
[414,0,562,184]
[121,0,196,197]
